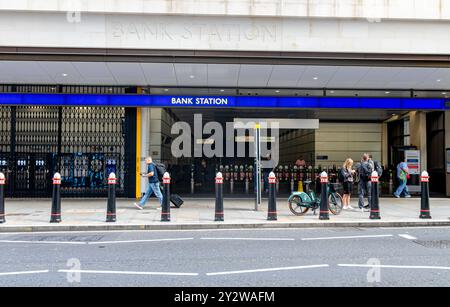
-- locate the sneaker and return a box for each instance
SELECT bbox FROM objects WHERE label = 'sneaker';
[343,206,349,210]
[133,203,144,210]
[348,205,355,210]
[393,194,400,198]
[405,195,412,198]
[361,207,370,212]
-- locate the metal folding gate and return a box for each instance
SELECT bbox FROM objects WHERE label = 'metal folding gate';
[0,106,131,198]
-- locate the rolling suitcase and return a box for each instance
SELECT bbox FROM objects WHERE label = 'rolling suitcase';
[170,194,184,208]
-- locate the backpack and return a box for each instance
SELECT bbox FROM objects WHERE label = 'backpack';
[338,168,345,183]
[359,162,372,182]
[153,162,167,182]
[374,161,383,178]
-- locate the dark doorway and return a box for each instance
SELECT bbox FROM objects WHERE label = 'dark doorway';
[426,111,446,195]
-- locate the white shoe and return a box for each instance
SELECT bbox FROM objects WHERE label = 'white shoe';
[133,203,144,210]
[343,206,349,210]
[348,205,355,210]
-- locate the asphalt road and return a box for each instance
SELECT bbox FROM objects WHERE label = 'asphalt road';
[0,227,449,287]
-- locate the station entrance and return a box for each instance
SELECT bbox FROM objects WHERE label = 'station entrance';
[158,106,442,198]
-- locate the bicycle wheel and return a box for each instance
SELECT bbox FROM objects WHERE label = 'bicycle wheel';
[328,193,343,215]
[288,195,310,216]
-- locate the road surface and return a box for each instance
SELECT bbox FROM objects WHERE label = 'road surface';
[0,227,449,287]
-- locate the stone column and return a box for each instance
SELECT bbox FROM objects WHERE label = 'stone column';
[409,111,427,172]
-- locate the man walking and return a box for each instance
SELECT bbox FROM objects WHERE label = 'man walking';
[134,156,164,210]
[358,153,373,212]
[394,159,411,198]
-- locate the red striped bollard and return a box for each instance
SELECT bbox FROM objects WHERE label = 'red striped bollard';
[267,172,277,221]
[50,172,62,223]
[106,173,117,222]
[0,172,5,224]
[370,171,381,220]
[161,172,171,222]
[420,171,431,219]
[319,172,330,220]
[215,172,224,221]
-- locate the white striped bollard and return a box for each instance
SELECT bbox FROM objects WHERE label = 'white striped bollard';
[106,173,117,222]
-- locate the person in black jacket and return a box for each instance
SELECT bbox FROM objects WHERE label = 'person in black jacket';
[357,154,373,212]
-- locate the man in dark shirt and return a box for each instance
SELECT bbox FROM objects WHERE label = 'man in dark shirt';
[358,153,373,211]
[134,156,164,210]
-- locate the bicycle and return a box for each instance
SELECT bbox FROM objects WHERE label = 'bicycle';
[288,180,343,216]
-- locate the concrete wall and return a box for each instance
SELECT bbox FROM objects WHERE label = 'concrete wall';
[139,107,177,194]
[279,129,315,165]
[315,123,383,167]
[2,7,450,53]
[2,0,450,20]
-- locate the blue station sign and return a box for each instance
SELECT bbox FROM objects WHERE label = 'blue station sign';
[0,93,448,110]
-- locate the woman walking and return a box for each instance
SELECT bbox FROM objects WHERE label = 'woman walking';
[340,158,356,210]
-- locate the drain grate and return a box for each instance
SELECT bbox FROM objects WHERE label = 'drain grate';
[328,227,364,232]
[5,213,30,217]
[413,240,450,249]
[11,235,105,242]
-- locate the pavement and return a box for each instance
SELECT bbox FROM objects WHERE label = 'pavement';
[0,227,449,287]
[0,197,449,232]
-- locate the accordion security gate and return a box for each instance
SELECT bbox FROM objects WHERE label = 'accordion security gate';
[0,106,130,198]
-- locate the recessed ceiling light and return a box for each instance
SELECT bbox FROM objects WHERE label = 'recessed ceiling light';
[62,73,68,77]
[437,79,441,82]
[385,91,391,94]
[275,90,280,93]
[164,88,169,92]
[330,91,335,94]
[313,77,318,80]
[442,92,447,95]
[220,89,225,92]
[189,75,195,79]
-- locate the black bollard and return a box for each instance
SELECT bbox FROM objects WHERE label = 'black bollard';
[215,172,224,222]
[420,171,432,219]
[319,172,330,220]
[370,171,381,220]
[267,172,277,221]
[50,173,62,223]
[0,172,5,224]
[106,173,117,222]
[161,172,171,222]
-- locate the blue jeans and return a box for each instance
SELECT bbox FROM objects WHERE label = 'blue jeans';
[394,179,410,197]
[138,182,163,207]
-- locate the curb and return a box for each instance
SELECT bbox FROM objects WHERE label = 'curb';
[0,220,450,233]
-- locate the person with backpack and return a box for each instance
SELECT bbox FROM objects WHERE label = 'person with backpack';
[134,156,164,210]
[369,154,383,198]
[369,154,383,178]
[340,158,355,210]
[394,159,411,198]
[357,153,373,212]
